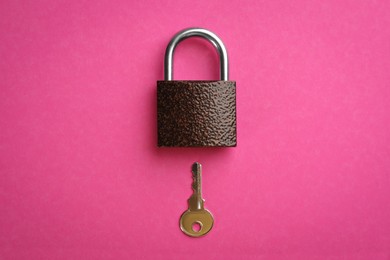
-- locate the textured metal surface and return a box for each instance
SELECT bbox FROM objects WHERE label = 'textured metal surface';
[157,80,236,147]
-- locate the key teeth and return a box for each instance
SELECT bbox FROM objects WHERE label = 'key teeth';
[192,181,198,192]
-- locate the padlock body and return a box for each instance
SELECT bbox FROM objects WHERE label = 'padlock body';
[157,80,236,147]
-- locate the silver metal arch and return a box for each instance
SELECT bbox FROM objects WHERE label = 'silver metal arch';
[164,28,229,81]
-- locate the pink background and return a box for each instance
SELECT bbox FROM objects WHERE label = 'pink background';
[1,0,390,259]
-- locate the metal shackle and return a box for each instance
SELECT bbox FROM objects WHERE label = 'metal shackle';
[164,28,229,81]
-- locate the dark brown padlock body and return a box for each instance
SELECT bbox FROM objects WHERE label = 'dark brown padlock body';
[157,80,236,147]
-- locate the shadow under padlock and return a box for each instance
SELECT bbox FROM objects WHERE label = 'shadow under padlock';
[157,28,237,147]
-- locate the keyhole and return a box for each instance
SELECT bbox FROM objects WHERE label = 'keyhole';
[192,222,202,232]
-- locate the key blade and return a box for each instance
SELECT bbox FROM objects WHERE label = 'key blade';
[189,162,204,210]
[192,162,201,175]
[191,162,201,193]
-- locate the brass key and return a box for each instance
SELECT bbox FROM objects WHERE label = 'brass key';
[180,162,214,237]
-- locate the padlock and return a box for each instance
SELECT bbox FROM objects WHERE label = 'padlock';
[157,28,236,147]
